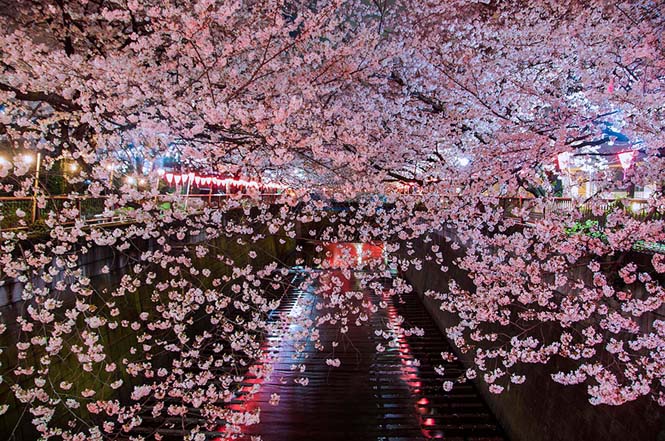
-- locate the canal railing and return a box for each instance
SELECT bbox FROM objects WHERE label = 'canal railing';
[498,196,659,223]
[0,194,660,232]
[0,193,282,231]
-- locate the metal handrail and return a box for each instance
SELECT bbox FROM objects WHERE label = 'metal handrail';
[0,194,658,231]
[0,193,282,230]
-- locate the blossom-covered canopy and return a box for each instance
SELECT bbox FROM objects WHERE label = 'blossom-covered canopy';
[0,0,663,439]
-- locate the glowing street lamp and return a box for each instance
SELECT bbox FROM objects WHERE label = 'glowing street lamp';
[0,156,10,176]
[105,163,117,189]
[27,152,42,223]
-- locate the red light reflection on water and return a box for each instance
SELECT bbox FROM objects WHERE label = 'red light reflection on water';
[213,314,292,441]
[382,291,439,439]
[324,242,384,268]
[214,242,443,440]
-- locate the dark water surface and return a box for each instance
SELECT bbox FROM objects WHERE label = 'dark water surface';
[220,270,506,441]
[1,237,506,440]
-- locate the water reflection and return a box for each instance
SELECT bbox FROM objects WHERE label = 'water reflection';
[323,242,385,269]
[383,291,441,438]
[213,242,459,440]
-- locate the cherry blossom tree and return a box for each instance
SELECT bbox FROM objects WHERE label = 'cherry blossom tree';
[0,0,663,439]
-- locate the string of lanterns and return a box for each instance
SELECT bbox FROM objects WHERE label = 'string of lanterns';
[160,171,283,191]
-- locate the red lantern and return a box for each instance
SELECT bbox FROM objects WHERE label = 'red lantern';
[607,77,615,94]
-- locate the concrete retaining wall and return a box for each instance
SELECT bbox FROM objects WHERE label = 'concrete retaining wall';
[402,228,665,441]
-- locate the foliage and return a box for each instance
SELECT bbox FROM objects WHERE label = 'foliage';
[564,219,607,240]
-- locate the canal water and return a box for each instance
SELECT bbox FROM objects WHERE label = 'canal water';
[212,243,506,440]
[0,239,506,440]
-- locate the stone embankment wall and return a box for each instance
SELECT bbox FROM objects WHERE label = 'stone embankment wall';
[0,225,295,440]
[402,227,665,441]
[0,240,142,307]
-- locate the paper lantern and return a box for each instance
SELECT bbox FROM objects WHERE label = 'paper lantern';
[557,152,572,171]
[618,150,636,171]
